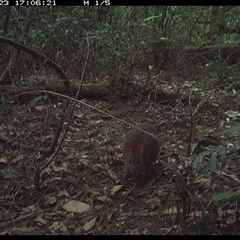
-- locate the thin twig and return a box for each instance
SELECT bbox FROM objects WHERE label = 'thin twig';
[34,30,91,190]
[187,89,194,157]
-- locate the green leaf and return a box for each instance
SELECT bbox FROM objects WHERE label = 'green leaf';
[0,96,6,104]
[221,123,240,137]
[120,75,127,92]
[50,17,69,30]
[28,96,44,108]
[24,76,37,85]
[209,153,217,172]
[72,19,79,25]
[19,230,41,235]
[213,191,240,201]
[102,127,109,135]
[143,15,160,22]
[51,204,60,213]
[148,65,154,70]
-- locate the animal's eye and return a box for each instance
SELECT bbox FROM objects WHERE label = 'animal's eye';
[137,160,141,164]
[129,160,132,164]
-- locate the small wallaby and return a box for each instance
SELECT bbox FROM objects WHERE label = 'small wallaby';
[122,123,160,182]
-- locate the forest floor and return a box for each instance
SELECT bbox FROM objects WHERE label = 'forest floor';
[1,66,240,235]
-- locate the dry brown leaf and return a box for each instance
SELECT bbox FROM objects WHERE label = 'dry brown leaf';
[92,163,107,171]
[108,211,114,220]
[194,178,211,185]
[221,172,240,183]
[164,207,177,214]
[83,183,101,195]
[59,222,68,232]
[57,190,71,197]
[52,165,67,172]
[75,113,84,119]
[145,178,155,188]
[107,169,118,180]
[62,200,91,214]
[82,217,96,232]
[210,181,216,190]
[34,217,47,225]
[40,167,51,177]
[96,196,112,202]
[79,157,90,165]
[49,177,62,183]
[0,157,7,163]
[145,198,160,209]
[117,153,123,158]
[49,222,59,230]
[44,196,57,206]
[7,227,34,234]
[106,146,115,152]
[0,231,9,235]
[65,153,75,160]
[163,207,201,217]
[13,154,24,163]
[22,204,37,213]
[224,110,240,118]
[73,226,82,235]
[102,152,108,161]
[37,212,44,218]
[110,185,124,196]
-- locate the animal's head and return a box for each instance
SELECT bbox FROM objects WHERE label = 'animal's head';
[123,142,144,174]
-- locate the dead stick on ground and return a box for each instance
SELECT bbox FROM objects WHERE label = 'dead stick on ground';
[34,30,91,191]
[187,90,212,157]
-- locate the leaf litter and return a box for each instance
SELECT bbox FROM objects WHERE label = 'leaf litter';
[1,86,240,235]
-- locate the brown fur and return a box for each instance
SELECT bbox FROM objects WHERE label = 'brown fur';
[122,123,160,181]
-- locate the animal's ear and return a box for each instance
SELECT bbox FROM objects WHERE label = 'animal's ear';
[124,143,133,153]
[137,143,144,153]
